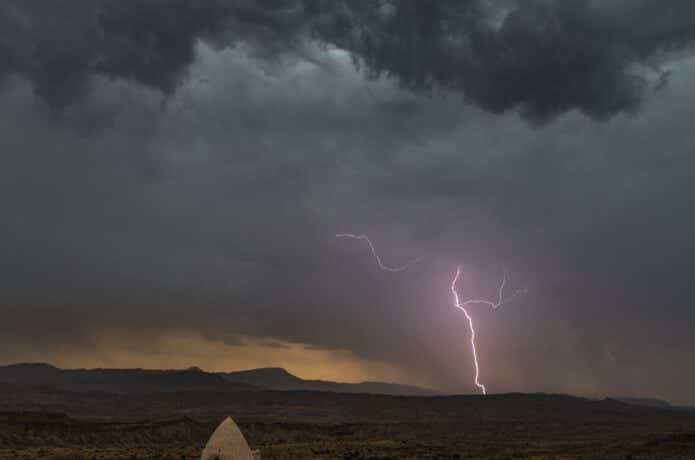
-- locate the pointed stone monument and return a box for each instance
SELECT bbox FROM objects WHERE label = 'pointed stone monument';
[201,416,260,460]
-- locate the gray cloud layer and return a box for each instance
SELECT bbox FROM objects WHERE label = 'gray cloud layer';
[1,1,695,403]
[2,0,695,120]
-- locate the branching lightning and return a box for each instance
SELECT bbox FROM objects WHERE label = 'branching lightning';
[456,268,528,311]
[335,233,423,272]
[450,266,527,394]
[336,233,525,396]
[450,266,486,394]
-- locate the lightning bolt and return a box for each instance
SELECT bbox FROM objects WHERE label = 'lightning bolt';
[450,266,527,395]
[336,233,525,396]
[450,266,486,394]
[335,233,423,272]
[456,268,528,311]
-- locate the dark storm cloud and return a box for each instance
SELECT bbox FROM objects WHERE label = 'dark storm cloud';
[2,0,695,119]
[2,1,695,404]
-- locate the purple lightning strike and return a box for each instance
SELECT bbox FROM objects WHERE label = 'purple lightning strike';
[336,233,525,396]
[450,266,486,394]
[457,268,528,311]
[451,266,527,395]
[335,233,423,272]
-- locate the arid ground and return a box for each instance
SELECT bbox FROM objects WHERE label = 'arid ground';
[1,384,695,459]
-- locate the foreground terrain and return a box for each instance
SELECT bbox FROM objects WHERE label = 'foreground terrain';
[1,384,695,459]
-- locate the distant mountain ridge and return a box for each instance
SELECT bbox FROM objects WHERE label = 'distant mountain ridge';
[0,363,438,397]
[0,363,256,394]
[220,367,440,396]
[609,397,672,409]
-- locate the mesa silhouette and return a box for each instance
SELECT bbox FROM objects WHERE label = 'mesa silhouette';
[0,363,439,396]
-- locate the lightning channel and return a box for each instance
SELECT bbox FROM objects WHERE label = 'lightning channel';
[450,266,527,394]
[335,233,525,396]
[336,233,423,272]
[450,265,486,394]
[458,268,528,310]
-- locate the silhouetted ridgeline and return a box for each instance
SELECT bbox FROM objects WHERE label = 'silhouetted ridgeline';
[0,363,437,396]
[219,367,440,396]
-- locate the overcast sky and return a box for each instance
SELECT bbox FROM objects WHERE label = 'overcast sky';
[1,0,695,404]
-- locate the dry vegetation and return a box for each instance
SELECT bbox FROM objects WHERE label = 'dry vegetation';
[1,390,694,459]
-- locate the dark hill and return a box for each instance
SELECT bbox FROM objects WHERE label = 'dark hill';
[0,363,257,394]
[0,363,60,382]
[219,367,440,396]
[0,363,438,396]
[610,397,672,409]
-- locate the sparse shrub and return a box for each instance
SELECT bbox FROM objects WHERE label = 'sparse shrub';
[46,455,89,460]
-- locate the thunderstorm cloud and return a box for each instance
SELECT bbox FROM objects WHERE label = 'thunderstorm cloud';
[3,0,695,119]
[1,0,695,403]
